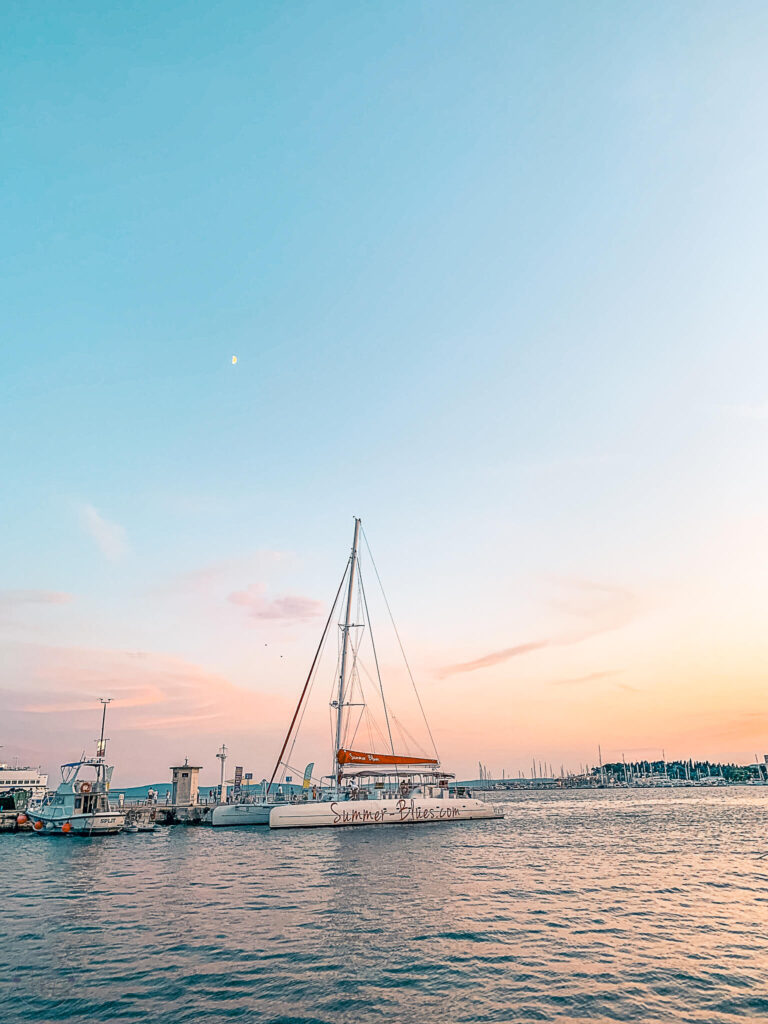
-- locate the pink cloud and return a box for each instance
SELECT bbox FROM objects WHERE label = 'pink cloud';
[155,551,297,596]
[0,590,72,607]
[228,584,323,622]
[438,579,642,678]
[550,670,621,687]
[0,641,306,784]
[439,641,549,678]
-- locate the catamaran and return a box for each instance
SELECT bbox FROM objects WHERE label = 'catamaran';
[219,518,503,830]
[27,699,125,836]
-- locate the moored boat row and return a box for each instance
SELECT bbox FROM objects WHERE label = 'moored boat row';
[17,519,505,837]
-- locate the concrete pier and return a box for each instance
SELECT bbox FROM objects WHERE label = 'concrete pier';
[0,810,31,832]
[153,802,213,825]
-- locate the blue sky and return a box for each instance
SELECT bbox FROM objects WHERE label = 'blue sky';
[2,2,768,782]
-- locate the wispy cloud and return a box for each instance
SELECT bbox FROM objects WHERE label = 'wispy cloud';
[0,641,301,781]
[438,579,641,679]
[0,590,72,607]
[228,583,323,622]
[439,641,549,678]
[546,578,640,636]
[520,454,619,472]
[0,590,73,631]
[78,504,128,561]
[157,551,296,595]
[550,670,621,687]
[724,402,768,421]
[687,709,768,741]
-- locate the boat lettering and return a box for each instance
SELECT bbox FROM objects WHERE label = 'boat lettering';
[330,801,388,825]
[329,799,461,825]
[395,799,460,821]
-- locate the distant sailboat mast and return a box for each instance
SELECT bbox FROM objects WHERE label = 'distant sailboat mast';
[334,517,361,784]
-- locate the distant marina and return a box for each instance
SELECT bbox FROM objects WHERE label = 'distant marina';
[3,743,767,834]
[4,520,766,836]
[3,519,507,833]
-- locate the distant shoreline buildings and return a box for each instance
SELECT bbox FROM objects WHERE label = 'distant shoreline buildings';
[470,755,768,790]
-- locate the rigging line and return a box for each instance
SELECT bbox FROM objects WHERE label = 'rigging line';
[361,525,439,761]
[282,761,323,786]
[389,715,429,758]
[356,660,395,749]
[327,621,344,771]
[347,703,366,749]
[280,602,335,783]
[267,558,350,795]
[280,605,340,790]
[357,563,395,756]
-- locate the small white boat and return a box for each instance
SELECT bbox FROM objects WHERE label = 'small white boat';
[28,700,125,837]
[122,804,157,833]
[212,802,272,827]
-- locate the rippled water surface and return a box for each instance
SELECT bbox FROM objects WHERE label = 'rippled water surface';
[2,788,767,1023]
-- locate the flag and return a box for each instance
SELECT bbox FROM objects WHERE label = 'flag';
[302,762,315,789]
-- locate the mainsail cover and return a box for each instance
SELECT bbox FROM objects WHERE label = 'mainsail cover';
[337,748,439,767]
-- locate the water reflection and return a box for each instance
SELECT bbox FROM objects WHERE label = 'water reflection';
[1,788,766,1023]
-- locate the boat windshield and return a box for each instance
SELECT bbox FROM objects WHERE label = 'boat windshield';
[60,760,113,789]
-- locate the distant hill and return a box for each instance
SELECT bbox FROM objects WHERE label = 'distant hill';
[110,782,175,799]
[109,780,303,799]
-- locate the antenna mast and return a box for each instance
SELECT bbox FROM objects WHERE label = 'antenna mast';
[97,698,112,759]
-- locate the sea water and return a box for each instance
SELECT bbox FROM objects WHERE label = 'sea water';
[1,787,766,1023]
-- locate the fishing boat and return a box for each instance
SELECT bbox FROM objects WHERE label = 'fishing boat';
[266,518,504,830]
[28,700,125,837]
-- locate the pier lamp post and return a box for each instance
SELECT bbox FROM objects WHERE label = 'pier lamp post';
[216,744,227,802]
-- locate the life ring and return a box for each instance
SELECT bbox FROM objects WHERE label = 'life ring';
[79,781,92,794]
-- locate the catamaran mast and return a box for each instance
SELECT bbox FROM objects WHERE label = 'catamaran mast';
[334,517,361,783]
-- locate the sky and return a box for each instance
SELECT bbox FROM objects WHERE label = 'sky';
[2,1,768,786]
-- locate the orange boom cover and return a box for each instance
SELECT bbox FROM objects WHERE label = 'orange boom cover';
[337,748,439,767]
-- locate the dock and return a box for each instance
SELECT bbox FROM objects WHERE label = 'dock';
[152,802,213,825]
[0,810,31,832]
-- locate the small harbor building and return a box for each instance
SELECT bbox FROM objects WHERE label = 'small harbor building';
[170,759,202,806]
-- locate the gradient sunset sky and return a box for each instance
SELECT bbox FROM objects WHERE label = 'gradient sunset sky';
[3,2,768,785]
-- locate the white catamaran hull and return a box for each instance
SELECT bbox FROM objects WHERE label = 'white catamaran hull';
[211,802,274,826]
[269,796,503,829]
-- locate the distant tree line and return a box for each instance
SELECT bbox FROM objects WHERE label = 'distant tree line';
[594,759,766,783]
